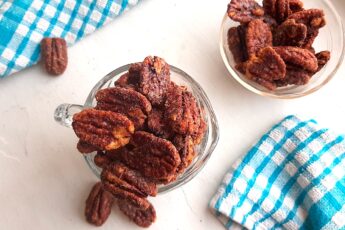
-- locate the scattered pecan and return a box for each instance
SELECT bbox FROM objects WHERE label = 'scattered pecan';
[118,199,156,228]
[41,37,68,75]
[273,19,307,46]
[72,109,134,151]
[246,47,286,81]
[85,182,114,226]
[77,140,98,154]
[246,19,273,57]
[273,46,318,72]
[173,135,196,173]
[315,51,331,72]
[138,56,170,106]
[96,87,152,129]
[227,0,264,24]
[102,161,157,198]
[165,84,202,136]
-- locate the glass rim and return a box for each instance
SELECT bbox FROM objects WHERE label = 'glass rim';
[83,63,220,194]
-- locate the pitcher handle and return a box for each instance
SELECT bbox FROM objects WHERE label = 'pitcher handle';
[54,104,84,128]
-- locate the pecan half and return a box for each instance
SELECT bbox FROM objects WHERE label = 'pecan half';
[72,109,135,151]
[246,47,286,81]
[118,199,156,228]
[275,66,310,87]
[147,107,172,139]
[165,84,202,135]
[275,0,290,23]
[273,19,307,46]
[101,161,157,198]
[41,37,68,75]
[111,132,181,182]
[96,87,152,129]
[85,182,114,226]
[273,46,318,72]
[246,19,272,57]
[138,56,170,106]
[227,0,264,24]
[77,140,98,154]
[115,63,142,89]
[228,26,248,64]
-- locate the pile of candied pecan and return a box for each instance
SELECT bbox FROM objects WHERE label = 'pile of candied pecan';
[227,0,330,90]
[72,56,207,227]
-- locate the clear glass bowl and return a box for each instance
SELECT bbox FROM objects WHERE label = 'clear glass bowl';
[54,64,219,194]
[220,0,345,99]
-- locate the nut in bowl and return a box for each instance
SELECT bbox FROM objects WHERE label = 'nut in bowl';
[54,56,219,227]
[221,0,345,98]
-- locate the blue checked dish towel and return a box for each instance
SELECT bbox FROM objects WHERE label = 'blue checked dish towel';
[0,0,139,78]
[210,115,345,230]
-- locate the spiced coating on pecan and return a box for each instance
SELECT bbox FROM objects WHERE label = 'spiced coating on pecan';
[77,140,98,154]
[118,199,156,228]
[263,0,277,18]
[72,109,134,151]
[273,19,307,46]
[165,84,202,136]
[275,0,290,23]
[147,107,172,139]
[96,87,152,129]
[246,47,286,81]
[246,19,273,57]
[227,0,264,24]
[41,38,68,75]
[228,26,248,64]
[85,182,114,226]
[273,46,318,72]
[94,151,113,168]
[289,0,304,13]
[275,66,310,87]
[173,135,196,174]
[101,161,157,198]
[315,51,331,72]
[192,117,207,145]
[137,56,170,106]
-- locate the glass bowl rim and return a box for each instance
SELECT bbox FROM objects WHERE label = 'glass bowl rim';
[82,63,220,194]
[219,2,345,99]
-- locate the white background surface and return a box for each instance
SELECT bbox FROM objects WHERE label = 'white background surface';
[0,0,345,229]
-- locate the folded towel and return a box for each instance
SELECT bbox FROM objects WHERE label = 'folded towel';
[0,0,139,78]
[210,115,345,230]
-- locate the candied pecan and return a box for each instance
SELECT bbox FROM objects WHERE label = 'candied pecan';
[147,107,172,139]
[275,0,290,23]
[192,118,207,145]
[112,132,181,181]
[165,85,202,135]
[227,0,264,24]
[288,9,325,48]
[72,109,134,151]
[101,161,157,198]
[173,135,196,173]
[263,0,277,18]
[246,47,286,81]
[41,37,68,75]
[235,62,248,74]
[77,140,98,154]
[96,87,152,129]
[138,56,170,105]
[275,66,310,87]
[315,51,331,72]
[273,46,318,72]
[273,19,307,47]
[85,182,114,226]
[246,19,272,57]
[289,0,304,13]
[228,27,247,64]
[114,73,135,90]
[118,199,156,228]
[94,151,113,168]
